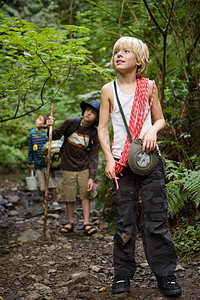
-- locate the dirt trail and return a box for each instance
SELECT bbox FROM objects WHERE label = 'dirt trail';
[0,176,199,300]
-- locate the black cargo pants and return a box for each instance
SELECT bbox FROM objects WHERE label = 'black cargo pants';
[113,156,177,279]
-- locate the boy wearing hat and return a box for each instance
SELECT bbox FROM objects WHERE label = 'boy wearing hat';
[98,37,182,296]
[47,100,100,235]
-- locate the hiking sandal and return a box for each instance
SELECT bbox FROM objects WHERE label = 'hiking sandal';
[59,222,74,235]
[83,223,97,236]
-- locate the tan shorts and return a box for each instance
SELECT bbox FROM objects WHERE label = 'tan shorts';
[35,168,57,192]
[61,169,97,202]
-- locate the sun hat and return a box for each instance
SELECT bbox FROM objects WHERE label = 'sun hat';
[80,100,100,125]
[127,139,158,176]
[80,100,100,114]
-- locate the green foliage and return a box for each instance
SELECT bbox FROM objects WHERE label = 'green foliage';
[167,179,186,218]
[190,155,200,171]
[96,154,115,229]
[0,0,63,27]
[0,130,27,169]
[173,216,200,255]
[165,159,200,217]
[164,76,188,122]
[182,170,200,208]
[96,155,113,210]
[0,14,97,122]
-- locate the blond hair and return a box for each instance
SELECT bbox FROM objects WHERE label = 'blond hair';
[110,36,149,77]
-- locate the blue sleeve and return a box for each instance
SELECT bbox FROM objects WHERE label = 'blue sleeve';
[28,133,34,165]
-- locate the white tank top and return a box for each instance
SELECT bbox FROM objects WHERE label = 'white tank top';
[111,80,152,159]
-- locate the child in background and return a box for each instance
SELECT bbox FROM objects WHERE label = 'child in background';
[47,100,100,236]
[28,114,61,212]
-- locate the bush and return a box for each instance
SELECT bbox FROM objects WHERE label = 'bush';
[165,159,200,217]
[173,216,200,255]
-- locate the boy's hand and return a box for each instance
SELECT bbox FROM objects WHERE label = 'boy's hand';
[30,165,34,171]
[105,158,116,179]
[46,116,55,127]
[87,178,94,191]
[142,127,157,153]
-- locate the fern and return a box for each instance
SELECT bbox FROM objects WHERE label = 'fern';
[165,159,200,217]
[167,180,187,217]
[182,170,200,207]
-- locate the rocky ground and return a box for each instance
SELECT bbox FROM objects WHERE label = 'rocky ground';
[0,175,200,300]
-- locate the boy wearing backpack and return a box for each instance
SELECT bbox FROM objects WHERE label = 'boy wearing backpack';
[47,100,100,236]
[28,114,61,211]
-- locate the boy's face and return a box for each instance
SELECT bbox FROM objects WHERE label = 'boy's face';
[83,106,98,123]
[114,47,139,73]
[35,115,45,128]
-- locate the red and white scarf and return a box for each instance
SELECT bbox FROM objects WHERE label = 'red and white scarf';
[113,77,156,189]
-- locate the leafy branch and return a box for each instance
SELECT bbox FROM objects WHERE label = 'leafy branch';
[0,16,95,122]
[84,0,155,48]
[143,0,175,104]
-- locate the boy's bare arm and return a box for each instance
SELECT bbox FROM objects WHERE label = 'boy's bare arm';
[142,82,165,153]
[98,84,115,179]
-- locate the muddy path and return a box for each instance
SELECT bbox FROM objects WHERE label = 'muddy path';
[0,176,199,300]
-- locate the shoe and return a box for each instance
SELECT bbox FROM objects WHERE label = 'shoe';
[112,275,130,294]
[52,202,61,211]
[83,223,97,236]
[59,222,74,235]
[157,275,182,296]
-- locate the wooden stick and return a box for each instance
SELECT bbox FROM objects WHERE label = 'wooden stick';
[43,103,54,240]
